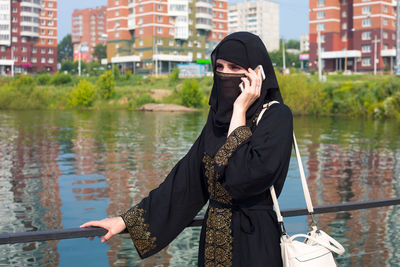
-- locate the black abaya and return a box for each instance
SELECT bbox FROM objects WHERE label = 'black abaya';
[121,32,293,267]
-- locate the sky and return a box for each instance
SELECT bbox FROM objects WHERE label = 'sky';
[57,0,309,42]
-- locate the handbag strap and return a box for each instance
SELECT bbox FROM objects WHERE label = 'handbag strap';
[256,102,314,224]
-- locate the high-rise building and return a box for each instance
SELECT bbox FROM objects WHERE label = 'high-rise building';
[104,0,228,75]
[0,0,57,75]
[228,0,279,51]
[71,6,107,63]
[309,0,397,73]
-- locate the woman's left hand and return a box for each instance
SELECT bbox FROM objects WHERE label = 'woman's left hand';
[233,67,263,113]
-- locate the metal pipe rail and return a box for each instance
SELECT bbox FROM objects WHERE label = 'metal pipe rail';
[1,197,400,245]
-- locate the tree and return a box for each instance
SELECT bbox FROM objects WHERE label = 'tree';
[93,44,107,62]
[58,34,73,62]
[286,40,300,50]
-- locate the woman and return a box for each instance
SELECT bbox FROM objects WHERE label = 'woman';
[81,32,293,267]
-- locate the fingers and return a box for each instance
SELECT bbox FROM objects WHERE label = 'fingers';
[80,220,103,228]
[101,231,113,243]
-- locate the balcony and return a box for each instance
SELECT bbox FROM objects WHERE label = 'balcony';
[20,0,41,10]
[195,18,212,31]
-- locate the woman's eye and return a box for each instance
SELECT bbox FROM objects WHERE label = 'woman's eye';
[216,64,223,70]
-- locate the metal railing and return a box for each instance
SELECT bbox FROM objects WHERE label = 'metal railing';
[1,197,400,245]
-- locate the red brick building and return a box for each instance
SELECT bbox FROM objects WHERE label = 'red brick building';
[0,0,57,75]
[104,0,228,74]
[71,6,107,63]
[309,0,396,73]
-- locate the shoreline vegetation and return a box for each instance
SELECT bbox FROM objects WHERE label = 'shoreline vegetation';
[0,68,400,119]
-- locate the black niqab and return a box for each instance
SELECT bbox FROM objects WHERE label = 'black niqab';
[205,32,283,157]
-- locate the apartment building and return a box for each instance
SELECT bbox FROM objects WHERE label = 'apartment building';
[0,0,57,75]
[104,0,228,74]
[228,0,279,51]
[309,0,397,73]
[71,6,107,63]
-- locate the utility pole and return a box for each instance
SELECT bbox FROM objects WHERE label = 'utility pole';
[282,39,286,70]
[396,0,400,75]
[11,46,14,77]
[317,30,322,81]
[78,43,81,76]
[373,34,380,75]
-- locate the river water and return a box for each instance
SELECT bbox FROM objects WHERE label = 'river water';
[0,110,399,267]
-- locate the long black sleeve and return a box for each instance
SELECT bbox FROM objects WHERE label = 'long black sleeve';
[121,129,209,258]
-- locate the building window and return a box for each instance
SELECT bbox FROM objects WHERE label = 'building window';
[342,0,347,4]
[21,37,27,43]
[384,44,388,50]
[41,57,46,63]
[0,46,5,52]
[139,28,144,34]
[32,57,37,63]
[116,0,119,5]
[169,40,174,46]
[317,11,325,19]
[342,23,347,30]
[320,35,325,43]
[219,12,223,18]
[157,27,162,33]
[41,48,46,54]
[22,47,27,52]
[49,48,53,54]
[12,36,17,42]
[157,4,162,11]
[116,10,119,16]
[188,41,192,47]
[361,44,371,53]
[362,6,371,15]
[157,16,162,22]
[157,39,163,45]
[138,18,143,24]
[169,28,173,35]
[383,32,388,39]
[318,0,325,7]
[219,22,223,28]
[384,6,388,13]
[139,51,143,56]
[317,23,325,31]
[362,19,371,27]
[48,39,53,44]
[12,27,17,33]
[362,57,371,66]
[116,31,119,37]
[12,7,17,12]
[197,52,202,58]
[139,6,143,12]
[49,58,54,63]
[22,56,27,62]
[139,39,143,46]
[219,33,223,39]
[383,19,388,26]
[342,11,347,18]
[219,2,223,8]
[362,31,371,40]
[32,48,37,53]
[342,34,347,42]
[12,17,17,22]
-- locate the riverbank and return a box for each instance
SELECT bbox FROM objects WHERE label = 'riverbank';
[0,71,399,118]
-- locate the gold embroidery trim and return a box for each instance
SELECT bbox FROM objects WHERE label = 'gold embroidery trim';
[205,206,233,267]
[121,206,157,256]
[214,126,252,167]
[203,154,232,205]
[203,154,233,266]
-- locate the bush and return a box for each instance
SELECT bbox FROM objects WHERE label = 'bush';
[97,70,115,99]
[37,73,51,85]
[169,67,180,85]
[51,73,72,85]
[179,79,203,108]
[68,79,96,107]
[128,94,156,109]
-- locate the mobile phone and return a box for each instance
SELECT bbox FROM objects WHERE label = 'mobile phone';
[239,65,266,92]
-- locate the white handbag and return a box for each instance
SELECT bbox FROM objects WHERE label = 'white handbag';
[257,102,345,267]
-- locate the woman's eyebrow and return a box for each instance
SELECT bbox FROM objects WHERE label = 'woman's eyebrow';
[228,63,241,69]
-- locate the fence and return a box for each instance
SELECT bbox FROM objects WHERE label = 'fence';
[1,197,400,245]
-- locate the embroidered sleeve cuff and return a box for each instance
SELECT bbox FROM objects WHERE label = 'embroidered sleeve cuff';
[120,205,157,258]
[214,126,252,169]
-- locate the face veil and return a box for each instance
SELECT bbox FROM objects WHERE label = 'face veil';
[204,31,284,156]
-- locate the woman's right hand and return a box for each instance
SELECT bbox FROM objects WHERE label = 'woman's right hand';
[80,216,127,243]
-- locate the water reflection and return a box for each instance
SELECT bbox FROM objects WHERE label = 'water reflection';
[0,111,399,266]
